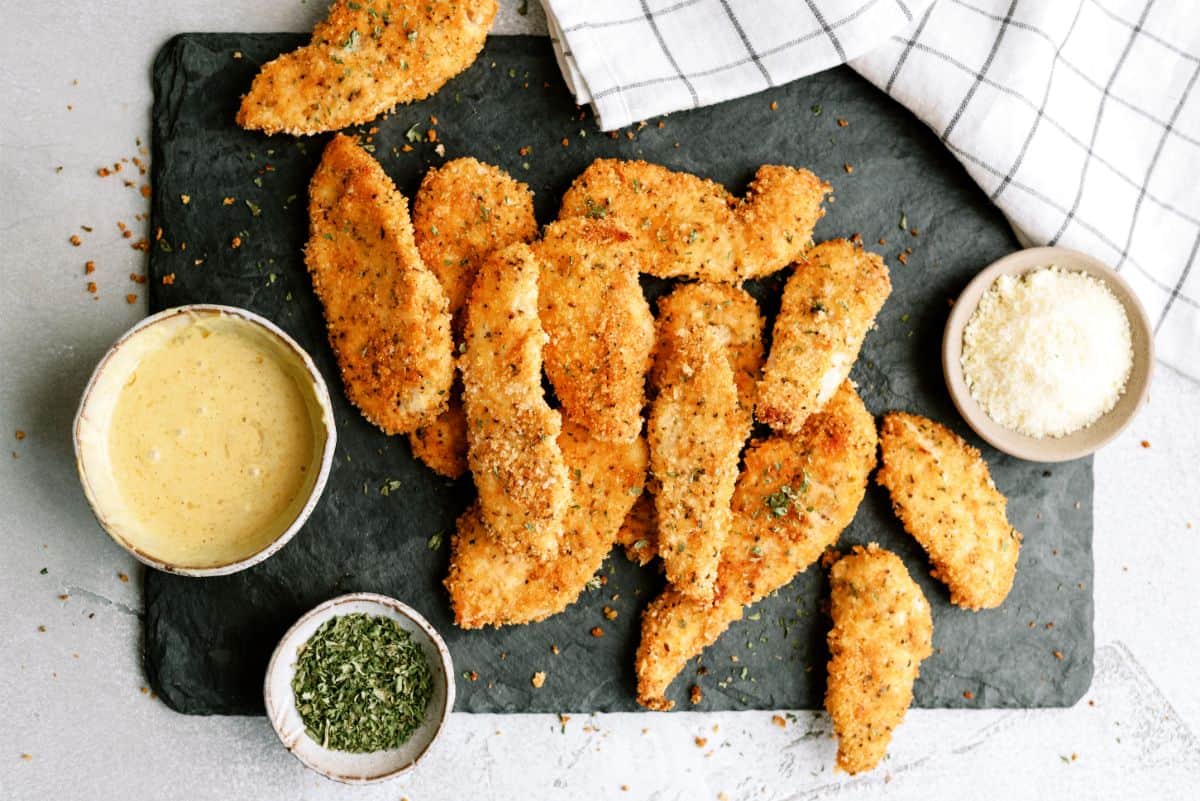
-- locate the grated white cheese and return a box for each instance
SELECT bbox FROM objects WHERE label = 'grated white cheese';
[961,265,1133,439]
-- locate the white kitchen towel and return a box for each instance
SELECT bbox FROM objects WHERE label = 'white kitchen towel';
[543,0,1200,379]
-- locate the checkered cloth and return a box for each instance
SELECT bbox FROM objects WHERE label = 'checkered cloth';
[543,0,1200,378]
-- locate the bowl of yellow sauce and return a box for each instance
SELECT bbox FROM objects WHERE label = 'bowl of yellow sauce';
[75,305,336,575]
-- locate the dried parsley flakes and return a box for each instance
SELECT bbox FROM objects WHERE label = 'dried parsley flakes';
[292,613,433,752]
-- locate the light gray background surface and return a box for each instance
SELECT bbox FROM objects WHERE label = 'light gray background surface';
[2,2,1198,799]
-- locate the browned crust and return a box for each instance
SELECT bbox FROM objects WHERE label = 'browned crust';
[876,412,1022,610]
[305,133,453,435]
[757,239,891,434]
[825,544,933,775]
[558,159,829,282]
[237,0,497,135]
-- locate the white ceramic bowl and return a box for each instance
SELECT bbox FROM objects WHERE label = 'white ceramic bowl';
[943,247,1153,462]
[264,593,454,784]
[74,304,337,575]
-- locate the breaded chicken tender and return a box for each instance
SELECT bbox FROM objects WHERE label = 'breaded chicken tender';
[877,412,1022,610]
[412,157,538,323]
[558,159,829,282]
[757,239,891,435]
[615,494,657,566]
[636,381,877,709]
[460,243,569,557]
[446,422,648,628]
[652,282,764,421]
[535,219,655,443]
[237,0,496,135]
[407,387,468,478]
[408,158,537,478]
[826,544,933,775]
[649,299,748,599]
[306,134,453,435]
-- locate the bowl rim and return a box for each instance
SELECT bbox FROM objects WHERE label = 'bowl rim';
[942,246,1154,463]
[72,303,338,576]
[263,592,455,784]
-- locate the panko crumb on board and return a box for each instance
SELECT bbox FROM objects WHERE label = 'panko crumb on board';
[460,243,569,558]
[407,157,537,479]
[237,0,497,135]
[876,412,1022,610]
[557,159,829,283]
[445,423,647,629]
[825,544,933,775]
[756,239,891,435]
[534,218,655,444]
[635,381,877,710]
[305,133,453,435]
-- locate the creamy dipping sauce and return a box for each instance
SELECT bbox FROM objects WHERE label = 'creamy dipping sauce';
[77,309,331,570]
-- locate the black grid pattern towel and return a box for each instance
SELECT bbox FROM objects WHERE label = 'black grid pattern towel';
[545,0,1200,378]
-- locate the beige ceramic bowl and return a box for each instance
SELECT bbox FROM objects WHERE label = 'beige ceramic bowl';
[264,593,455,784]
[943,247,1153,463]
[74,304,337,576]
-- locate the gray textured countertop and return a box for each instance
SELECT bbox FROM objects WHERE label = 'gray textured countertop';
[2,2,1198,799]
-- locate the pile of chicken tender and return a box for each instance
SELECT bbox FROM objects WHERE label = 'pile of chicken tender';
[305,134,1023,775]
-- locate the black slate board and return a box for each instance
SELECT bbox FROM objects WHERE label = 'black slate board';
[144,34,1093,715]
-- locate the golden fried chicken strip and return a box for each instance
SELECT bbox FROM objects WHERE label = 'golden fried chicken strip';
[446,422,648,628]
[535,219,655,443]
[461,243,568,557]
[407,387,468,478]
[615,494,657,566]
[649,308,747,599]
[306,134,453,435]
[636,381,877,709]
[412,157,538,323]
[826,544,933,775]
[877,412,1022,610]
[237,0,497,135]
[407,158,537,478]
[558,159,829,282]
[652,282,764,421]
[757,239,891,435]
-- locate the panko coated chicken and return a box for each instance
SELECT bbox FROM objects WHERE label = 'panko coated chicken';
[460,243,569,558]
[535,218,655,443]
[408,157,537,478]
[558,159,829,282]
[306,133,453,435]
[826,544,933,775]
[238,0,496,135]
[446,423,648,628]
[877,412,1022,610]
[757,239,891,435]
[648,293,748,600]
[635,381,877,709]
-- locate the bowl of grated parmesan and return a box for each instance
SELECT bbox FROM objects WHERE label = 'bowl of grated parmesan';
[943,247,1153,462]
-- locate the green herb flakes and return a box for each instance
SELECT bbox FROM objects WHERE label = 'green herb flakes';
[427,531,444,550]
[405,123,423,143]
[291,613,433,753]
[764,476,808,518]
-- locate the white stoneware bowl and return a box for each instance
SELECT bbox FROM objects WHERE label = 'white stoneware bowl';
[264,593,454,784]
[74,304,336,575]
[943,247,1153,462]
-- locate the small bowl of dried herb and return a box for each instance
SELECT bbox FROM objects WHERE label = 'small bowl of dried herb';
[264,592,454,783]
